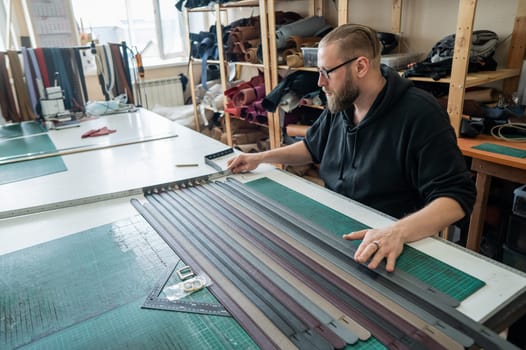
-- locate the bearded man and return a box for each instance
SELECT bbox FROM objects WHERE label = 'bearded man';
[227,24,476,272]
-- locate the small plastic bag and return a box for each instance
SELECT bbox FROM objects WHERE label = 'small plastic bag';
[164,273,212,301]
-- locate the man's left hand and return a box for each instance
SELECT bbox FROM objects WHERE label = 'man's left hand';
[343,227,404,272]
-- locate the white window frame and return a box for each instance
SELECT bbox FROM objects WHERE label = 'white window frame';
[0,0,20,51]
[153,0,186,59]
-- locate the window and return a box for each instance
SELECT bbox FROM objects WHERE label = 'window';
[0,0,21,51]
[0,1,6,51]
[71,0,185,62]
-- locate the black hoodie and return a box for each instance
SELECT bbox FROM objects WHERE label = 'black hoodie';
[304,65,476,220]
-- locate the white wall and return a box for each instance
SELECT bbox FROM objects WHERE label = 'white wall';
[324,0,518,67]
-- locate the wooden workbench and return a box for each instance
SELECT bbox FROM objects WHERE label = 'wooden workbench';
[457,135,526,252]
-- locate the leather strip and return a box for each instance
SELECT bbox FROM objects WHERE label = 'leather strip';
[130,198,285,350]
[171,186,360,345]
[34,48,50,88]
[0,52,20,122]
[219,178,516,350]
[148,192,341,349]
[195,182,441,350]
[7,50,36,121]
[21,48,38,115]
[110,43,134,104]
[135,177,520,349]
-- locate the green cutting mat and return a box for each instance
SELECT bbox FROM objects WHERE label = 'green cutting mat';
[472,142,526,158]
[0,134,67,185]
[0,215,256,350]
[0,121,46,139]
[246,177,485,301]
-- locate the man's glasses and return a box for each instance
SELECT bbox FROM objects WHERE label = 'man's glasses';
[318,56,359,80]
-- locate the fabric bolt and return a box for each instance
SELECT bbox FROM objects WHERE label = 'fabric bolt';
[42,48,57,87]
[7,50,35,121]
[49,48,74,110]
[0,52,20,122]
[73,48,89,103]
[21,48,38,115]
[28,49,44,99]
[64,48,85,111]
[34,48,50,87]
[120,41,133,97]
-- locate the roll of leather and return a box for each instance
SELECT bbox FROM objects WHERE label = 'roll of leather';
[286,124,310,137]
[253,84,266,100]
[286,35,320,50]
[286,54,304,68]
[233,88,257,106]
[282,48,298,58]
[230,25,259,42]
[244,48,258,63]
[464,88,499,103]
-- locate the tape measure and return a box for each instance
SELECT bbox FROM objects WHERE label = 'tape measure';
[141,262,230,317]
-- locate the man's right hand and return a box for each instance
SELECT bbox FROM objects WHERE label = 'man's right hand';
[227,153,262,173]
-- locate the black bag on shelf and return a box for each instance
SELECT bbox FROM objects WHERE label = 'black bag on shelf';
[403,30,498,80]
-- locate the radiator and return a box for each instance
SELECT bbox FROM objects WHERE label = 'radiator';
[135,77,184,109]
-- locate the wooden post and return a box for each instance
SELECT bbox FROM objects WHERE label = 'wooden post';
[447,0,477,137]
[502,0,526,95]
[337,0,348,26]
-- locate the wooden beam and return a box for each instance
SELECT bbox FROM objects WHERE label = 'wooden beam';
[337,0,348,26]
[391,0,402,34]
[447,0,477,136]
[503,0,526,95]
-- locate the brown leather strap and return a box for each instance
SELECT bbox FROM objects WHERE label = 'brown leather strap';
[0,52,20,122]
[7,50,36,121]
[109,44,134,104]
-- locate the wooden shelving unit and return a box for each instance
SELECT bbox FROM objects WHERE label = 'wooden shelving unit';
[185,0,526,145]
[183,0,275,147]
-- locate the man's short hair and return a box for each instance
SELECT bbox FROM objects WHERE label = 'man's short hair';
[319,24,382,64]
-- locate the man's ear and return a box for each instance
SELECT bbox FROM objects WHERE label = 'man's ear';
[355,56,369,78]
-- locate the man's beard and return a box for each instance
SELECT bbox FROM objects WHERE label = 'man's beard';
[327,79,359,113]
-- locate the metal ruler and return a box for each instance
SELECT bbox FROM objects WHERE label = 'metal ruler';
[2,160,227,220]
[204,148,234,174]
[141,262,230,317]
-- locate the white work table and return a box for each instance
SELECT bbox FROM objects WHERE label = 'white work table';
[0,109,227,218]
